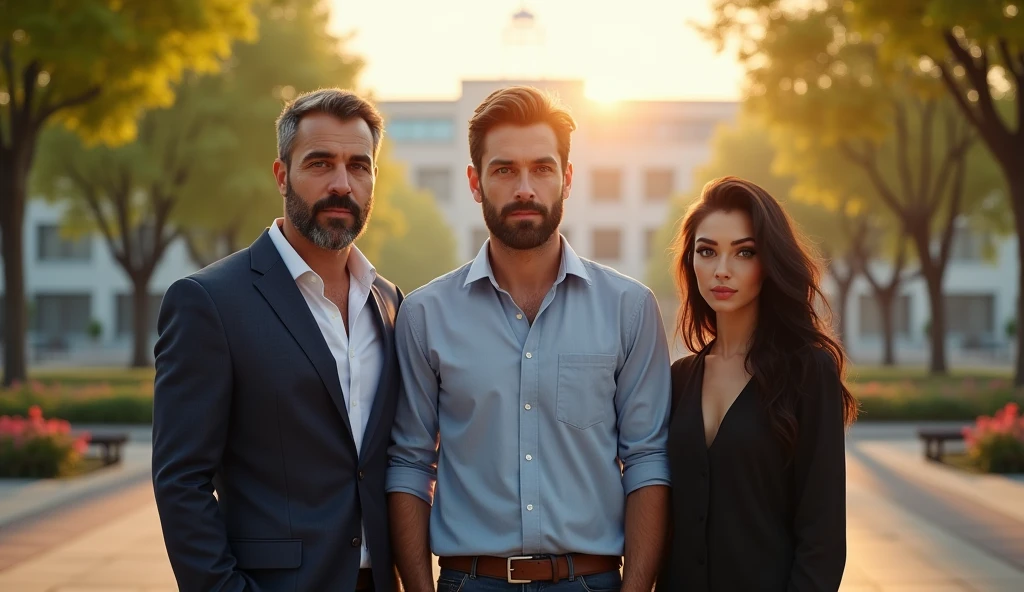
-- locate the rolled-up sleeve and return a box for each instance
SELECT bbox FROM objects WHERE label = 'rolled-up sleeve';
[615,288,672,494]
[386,299,440,504]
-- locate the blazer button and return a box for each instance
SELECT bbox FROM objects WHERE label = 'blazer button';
[351,537,362,547]
[358,471,365,480]
[698,556,706,565]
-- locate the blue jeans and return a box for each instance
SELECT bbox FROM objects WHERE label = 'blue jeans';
[436,568,622,592]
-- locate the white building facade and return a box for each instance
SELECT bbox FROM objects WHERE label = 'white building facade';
[5,79,1019,366]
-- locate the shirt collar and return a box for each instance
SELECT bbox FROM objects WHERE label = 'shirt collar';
[268,218,377,289]
[463,233,593,289]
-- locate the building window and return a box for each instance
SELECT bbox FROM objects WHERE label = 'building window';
[34,294,92,339]
[644,169,675,201]
[387,118,455,142]
[950,227,985,262]
[592,169,623,202]
[37,224,91,262]
[858,294,911,337]
[469,227,490,259]
[115,293,165,336]
[945,294,995,337]
[592,228,622,260]
[415,167,453,202]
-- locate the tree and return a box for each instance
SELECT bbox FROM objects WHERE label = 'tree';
[178,0,366,266]
[2,0,255,383]
[705,0,1007,373]
[33,97,205,367]
[844,1,1024,383]
[31,0,380,367]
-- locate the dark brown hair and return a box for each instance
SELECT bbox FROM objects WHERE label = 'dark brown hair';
[468,86,577,173]
[276,88,384,166]
[671,176,858,452]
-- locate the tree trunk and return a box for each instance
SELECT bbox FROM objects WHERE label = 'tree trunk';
[0,148,29,386]
[877,290,897,367]
[130,272,153,368]
[830,271,855,347]
[923,269,949,375]
[1011,175,1024,387]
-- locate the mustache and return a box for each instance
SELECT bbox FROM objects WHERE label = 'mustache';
[501,201,547,217]
[311,193,361,217]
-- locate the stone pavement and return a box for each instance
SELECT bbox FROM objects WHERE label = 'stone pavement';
[0,424,1022,591]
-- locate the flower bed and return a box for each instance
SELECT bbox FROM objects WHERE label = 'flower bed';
[0,406,91,478]
[961,403,1024,473]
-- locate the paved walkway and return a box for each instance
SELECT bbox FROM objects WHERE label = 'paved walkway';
[0,424,1022,590]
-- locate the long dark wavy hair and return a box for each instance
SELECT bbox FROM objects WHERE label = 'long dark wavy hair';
[671,176,858,454]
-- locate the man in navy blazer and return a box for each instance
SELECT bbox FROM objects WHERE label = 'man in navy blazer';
[153,88,402,592]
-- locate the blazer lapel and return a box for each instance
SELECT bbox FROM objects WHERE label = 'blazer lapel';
[360,284,395,460]
[250,232,356,451]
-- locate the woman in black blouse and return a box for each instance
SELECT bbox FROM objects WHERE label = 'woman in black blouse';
[657,177,858,591]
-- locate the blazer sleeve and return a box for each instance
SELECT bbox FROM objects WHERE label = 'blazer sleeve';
[152,277,256,592]
[788,350,848,592]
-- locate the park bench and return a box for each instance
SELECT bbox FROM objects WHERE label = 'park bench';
[82,432,129,466]
[916,428,964,462]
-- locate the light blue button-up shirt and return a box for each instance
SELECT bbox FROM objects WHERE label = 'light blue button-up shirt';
[386,237,671,557]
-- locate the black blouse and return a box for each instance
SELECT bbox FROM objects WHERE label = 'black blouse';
[657,346,847,592]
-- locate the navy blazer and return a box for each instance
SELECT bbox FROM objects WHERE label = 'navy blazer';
[153,229,403,592]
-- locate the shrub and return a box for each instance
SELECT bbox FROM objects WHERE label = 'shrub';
[0,406,91,478]
[962,403,1024,473]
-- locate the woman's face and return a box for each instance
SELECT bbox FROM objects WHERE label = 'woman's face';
[692,209,764,315]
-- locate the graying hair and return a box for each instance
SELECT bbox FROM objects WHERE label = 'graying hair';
[275,88,384,166]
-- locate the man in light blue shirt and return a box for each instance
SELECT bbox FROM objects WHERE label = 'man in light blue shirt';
[387,86,671,592]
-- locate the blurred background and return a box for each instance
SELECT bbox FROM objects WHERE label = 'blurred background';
[0,1,1022,590]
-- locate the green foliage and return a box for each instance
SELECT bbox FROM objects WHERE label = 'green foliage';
[368,158,458,292]
[176,0,369,260]
[969,432,1024,473]
[2,0,257,145]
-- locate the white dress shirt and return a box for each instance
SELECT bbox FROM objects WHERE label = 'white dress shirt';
[268,219,382,568]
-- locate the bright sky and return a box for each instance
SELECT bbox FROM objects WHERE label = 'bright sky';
[329,0,744,102]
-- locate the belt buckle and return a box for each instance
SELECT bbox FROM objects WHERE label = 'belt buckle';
[506,555,534,584]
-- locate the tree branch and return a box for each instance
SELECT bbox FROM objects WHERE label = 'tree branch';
[937,150,968,272]
[917,98,937,208]
[892,99,917,203]
[66,164,128,269]
[941,32,1005,140]
[838,140,906,220]
[36,86,102,124]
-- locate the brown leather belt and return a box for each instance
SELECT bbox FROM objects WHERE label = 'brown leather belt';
[356,567,374,590]
[439,554,621,584]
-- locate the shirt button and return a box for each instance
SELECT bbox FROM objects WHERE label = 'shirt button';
[350,350,356,358]
[525,352,533,359]
[524,404,532,410]
[352,401,358,408]
[526,504,534,511]
[525,454,533,461]
[516,313,523,320]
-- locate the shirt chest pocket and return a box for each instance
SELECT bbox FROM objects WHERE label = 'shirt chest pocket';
[556,353,618,430]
